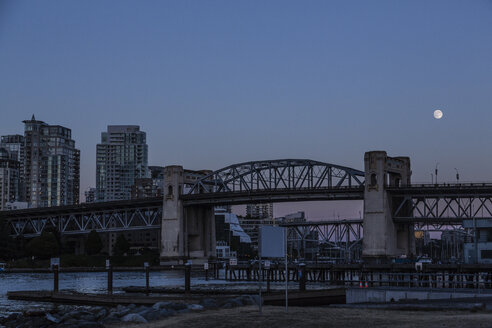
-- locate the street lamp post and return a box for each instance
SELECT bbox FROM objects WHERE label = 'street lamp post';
[435,163,439,185]
[454,168,460,183]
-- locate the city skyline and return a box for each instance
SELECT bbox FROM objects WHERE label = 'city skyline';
[1,1,491,217]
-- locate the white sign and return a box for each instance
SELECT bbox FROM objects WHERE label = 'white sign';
[229,258,237,266]
[106,259,110,269]
[50,258,60,268]
[264,260,271,269]
[204,263,209,270]
[260,226,286,258]
[144,262,149,268]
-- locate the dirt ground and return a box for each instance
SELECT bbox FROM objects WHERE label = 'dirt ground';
[109,305,492,328]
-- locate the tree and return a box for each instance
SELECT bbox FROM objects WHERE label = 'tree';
[114,234,130,256]
[86,230,103,255]
[26,231,60,259]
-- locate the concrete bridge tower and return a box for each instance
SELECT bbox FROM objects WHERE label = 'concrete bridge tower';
[363,151,415,262]
[161,165,216,264]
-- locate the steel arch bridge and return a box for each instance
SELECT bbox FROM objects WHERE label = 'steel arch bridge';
[182,159,366,205]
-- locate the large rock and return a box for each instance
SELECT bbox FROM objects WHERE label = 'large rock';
[159,308,173,318]
[113,306,131,317]
[79,314,97,322]
[167,302,187,311]
[152,301,171,310]
[45,312,61,323]
[101,313,120,324]
[72,321,105,328]
[62,318,80,326]
[221,303,233,309]
[200,298,218,309]
[121,313,148,323]
[143,310,160,321]
[188,304,204,311]
[1,313,20,324]
[241,295,256,305]
[95,308,108,320]
[228,297,244,307]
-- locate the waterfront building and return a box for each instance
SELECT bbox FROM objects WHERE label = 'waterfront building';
[246,203,273,220]
[96,125,149,201]
[0,147,21,210]
[215,208,251,258]
[23,116,80,207]
[463,219,492,264]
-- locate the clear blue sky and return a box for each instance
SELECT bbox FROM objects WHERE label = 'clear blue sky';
[1,1,491,217]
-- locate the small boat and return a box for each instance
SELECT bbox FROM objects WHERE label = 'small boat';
[0,263,6,272]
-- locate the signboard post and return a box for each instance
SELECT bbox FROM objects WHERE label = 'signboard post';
[259,226,288,313]
[204,262,209,281]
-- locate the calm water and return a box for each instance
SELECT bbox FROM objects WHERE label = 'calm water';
[0,270,229,314]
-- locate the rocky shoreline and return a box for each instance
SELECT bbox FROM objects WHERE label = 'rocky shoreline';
[0,295,257,328]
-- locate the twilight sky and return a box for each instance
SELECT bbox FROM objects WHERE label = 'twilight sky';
[1,1,491,218]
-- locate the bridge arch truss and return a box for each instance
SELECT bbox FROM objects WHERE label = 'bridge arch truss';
[183,159,365,205]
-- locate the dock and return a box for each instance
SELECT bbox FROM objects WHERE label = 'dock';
[7,288,346,307]
[7,291,202,307]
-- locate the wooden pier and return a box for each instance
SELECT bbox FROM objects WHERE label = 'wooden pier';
[223,263,492,289]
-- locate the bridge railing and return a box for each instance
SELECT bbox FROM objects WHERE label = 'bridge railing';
[389,182,492,189]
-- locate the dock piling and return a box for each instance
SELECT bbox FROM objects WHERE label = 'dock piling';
[53,265,59,293]
[107,264,113,295]
[144,262,150,295]
[299,263,306,291]
[185,262,191,293]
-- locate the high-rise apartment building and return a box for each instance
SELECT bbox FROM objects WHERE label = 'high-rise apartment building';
[0,135,25,202]
[84,188,96,203]
[96,125,148,201]
[0,147,21,210]
[130,166,164,199]
[23,116,80,207]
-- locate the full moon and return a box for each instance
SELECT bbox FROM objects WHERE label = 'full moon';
[433,109,443,119]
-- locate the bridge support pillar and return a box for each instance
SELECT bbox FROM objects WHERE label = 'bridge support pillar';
[160,166,216,265]
[362,151,415,263]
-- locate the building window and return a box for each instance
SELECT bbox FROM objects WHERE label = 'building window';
[370,173,377,187]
